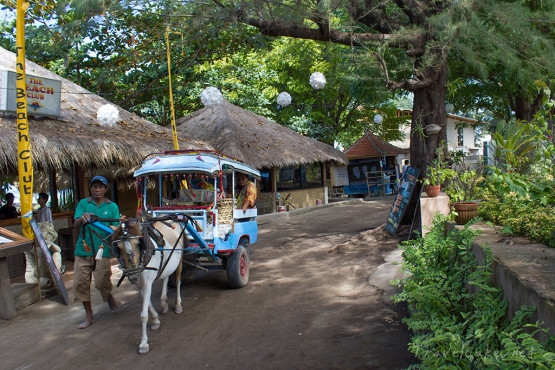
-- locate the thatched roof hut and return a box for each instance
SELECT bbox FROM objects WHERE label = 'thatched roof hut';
[175,99,347,169]
[0,46,211,179]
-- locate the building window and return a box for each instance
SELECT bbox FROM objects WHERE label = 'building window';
[277,163,322,190]
[457,127,464,146]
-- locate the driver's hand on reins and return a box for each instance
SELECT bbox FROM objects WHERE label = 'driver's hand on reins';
[76,212,93,227]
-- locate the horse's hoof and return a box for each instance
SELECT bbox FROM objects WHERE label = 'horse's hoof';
[138,344,150,354]
[175,306,183,314]
[151,322,160,330]
[160,305,169,314]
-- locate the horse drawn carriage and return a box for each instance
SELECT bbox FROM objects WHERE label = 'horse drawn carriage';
[97,150,260,353]
[133,149,260,289]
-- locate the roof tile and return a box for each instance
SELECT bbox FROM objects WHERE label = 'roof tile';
[344,132,408,159]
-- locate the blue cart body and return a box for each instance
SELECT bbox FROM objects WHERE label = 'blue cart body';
[133,150,260,287]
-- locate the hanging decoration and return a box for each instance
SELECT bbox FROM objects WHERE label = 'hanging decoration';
[277,92,292,107]
[309,72,326,89]
[201,87,223,106]
[373,114,383,124]
[97,104,119,127]
[424,124,442,135]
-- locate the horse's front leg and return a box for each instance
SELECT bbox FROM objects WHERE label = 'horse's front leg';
[138,283,153,354]
[174,261,183,314]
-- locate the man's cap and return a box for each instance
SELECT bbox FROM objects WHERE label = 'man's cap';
[90,175,108,187]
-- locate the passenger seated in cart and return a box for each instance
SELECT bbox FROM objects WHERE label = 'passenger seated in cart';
[191,176,214,190]
[236,172,257,213]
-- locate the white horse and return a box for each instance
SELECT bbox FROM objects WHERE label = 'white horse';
[110,216,186,354]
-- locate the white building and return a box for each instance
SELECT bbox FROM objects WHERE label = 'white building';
[389,111,483,159]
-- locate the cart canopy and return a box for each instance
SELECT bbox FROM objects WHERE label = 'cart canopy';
[134,150,260,178]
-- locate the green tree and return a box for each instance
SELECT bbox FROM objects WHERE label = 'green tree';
[447,1,555,123]
[264,38,403,145]
[0,0,268,125]
[1,0,403,146]
[194,0,555,230]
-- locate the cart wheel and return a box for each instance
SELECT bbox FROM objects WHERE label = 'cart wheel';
[226,245,249,288]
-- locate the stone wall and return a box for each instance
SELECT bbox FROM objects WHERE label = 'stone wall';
[472,223,555,340]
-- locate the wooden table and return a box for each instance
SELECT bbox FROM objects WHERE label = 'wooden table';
[0,228,33,320]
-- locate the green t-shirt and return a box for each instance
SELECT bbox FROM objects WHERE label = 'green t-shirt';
[74,197,120,258]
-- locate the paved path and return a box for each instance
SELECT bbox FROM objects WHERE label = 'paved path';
[2,198,417,369]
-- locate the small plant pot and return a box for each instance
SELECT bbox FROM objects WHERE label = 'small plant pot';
[424,184,441,197]
[452,202,479,225]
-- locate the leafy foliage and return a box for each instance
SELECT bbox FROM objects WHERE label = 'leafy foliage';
[479,195,555,247]
[492,120,545,174]
[393,215,555,368]
[421,140,492,205]
[448,1,555,122]
[478,107,555,245]
[0,0,399,146]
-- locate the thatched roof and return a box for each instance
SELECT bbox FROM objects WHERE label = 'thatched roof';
[175,99,348,169]
[344,132,408,160]
[0,46,211,179]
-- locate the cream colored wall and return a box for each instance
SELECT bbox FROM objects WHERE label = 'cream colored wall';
[257,187,327,214]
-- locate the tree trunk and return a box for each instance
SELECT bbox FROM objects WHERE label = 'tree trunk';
[402,63,448,232]
[510,89,545,122]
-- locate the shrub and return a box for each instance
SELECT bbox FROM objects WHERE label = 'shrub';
[478,196,555,247]
[393,215,555,368]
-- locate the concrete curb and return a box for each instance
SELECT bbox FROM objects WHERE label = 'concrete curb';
[256,196,400,225]
[256,198,365,224]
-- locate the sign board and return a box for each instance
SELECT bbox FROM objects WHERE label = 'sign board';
[30,219,69,305]
[0,70,62,116]
[332,166,349,187]
[385,166,421,235]
[343,184,368,195]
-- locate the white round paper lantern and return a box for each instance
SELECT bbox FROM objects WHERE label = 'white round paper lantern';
[373,114,383,124]
[201,87,223,106]
[277,92,292,107]
[309,72,326,89]
[97,104,119,127]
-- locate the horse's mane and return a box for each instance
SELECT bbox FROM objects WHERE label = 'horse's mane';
[126,219,143,236]
[110,218,143,240]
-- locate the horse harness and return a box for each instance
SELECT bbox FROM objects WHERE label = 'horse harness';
[95,214,192,287]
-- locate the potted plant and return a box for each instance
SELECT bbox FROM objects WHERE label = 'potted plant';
[442,151,485,224]
[422,157,446,197]
[422,143,448,197]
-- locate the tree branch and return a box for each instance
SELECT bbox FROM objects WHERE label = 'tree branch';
[236,12,391,46]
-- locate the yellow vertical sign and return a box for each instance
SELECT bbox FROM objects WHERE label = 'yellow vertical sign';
[166,26,179,150]
[16,0,34,240]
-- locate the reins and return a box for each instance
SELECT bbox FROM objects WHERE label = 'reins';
[105,213,194,287]
[80,216,121,272]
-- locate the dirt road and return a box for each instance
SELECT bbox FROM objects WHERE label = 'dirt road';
[1,199,417,369]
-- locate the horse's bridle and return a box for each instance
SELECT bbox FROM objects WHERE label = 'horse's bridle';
[112,214,191,287]
[111,219,151,286]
